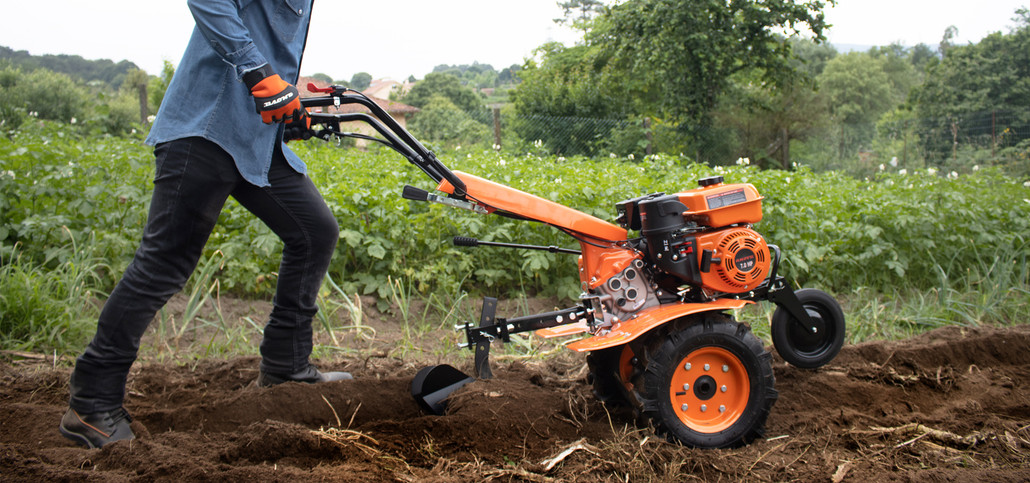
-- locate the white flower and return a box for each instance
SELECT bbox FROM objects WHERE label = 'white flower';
[879,164,885,171]
[890,157,898,167]
[455,145,461,151]
[609,153,617,158]
[498,159,506,166]
[735,157,750,166]
[492,144,501,151]
[927,168,937,176]
[973,165,980,171]
[147,115,156,123]
[554,177,562,184]
[627,154,635,160]
[3,170,14,179]
[785,177,791,183]
[533,139,543,148]
[1023,181,1030,188]
[557,156,566,162]
[70,117,77,124]
[899,169,907,175]
[131,128,137,134]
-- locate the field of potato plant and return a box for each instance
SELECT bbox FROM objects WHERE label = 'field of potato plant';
[1,120,1028,353]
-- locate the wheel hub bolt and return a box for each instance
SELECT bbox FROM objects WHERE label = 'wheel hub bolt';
[684,363,692,371]
[719,405,726,413]
[681,404,689,412]
[721,385,727,393]
[722,365,729,372]
[701,404,707,412]
[683,383,690,391]
[704,364,710,371]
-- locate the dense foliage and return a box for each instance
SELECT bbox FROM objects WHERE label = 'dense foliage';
[510,2,1030,177]
[0,45,139,87]
[3,123,1027,306]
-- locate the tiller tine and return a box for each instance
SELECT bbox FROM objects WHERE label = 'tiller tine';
[410,364,474,415]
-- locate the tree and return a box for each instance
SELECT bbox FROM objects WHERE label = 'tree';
[497,64,521,85]
[594,0,832,142]
[349,72,372,91]
[408,94,491,147]
[817,52,893,159]
[712,38,834,169]
[509,42,639,155]
[123,68,149,125]
[402,72,483,113]
[555,0,607,26]
[0,67,89,126]
[148,60,175,114]
[911,10,1030,166]
[867,43,920,105]
[310,72,333,84]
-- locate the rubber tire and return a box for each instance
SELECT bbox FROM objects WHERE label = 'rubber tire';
[586,345,634,407]
[771,288,846,369]
[634,314,777,448]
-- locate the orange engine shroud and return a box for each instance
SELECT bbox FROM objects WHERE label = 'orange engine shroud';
[675,181,763,227]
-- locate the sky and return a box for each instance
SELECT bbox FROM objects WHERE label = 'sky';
[0,0,1026,82]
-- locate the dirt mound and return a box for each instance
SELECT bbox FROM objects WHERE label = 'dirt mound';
[3,324,1030,482]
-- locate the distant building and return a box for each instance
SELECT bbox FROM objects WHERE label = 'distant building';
[363,78,413,100]
[298,76,420,148]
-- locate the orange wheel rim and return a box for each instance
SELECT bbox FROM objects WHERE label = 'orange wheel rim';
[669,346,750,433]
[619,345,635,391]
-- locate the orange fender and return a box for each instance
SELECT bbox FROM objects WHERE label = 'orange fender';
[558,299,752,352]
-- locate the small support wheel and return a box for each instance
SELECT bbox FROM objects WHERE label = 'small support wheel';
[635,314,777,448]
[771,288,846,369]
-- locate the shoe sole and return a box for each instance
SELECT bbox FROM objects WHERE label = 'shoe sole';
[59,424,98,449]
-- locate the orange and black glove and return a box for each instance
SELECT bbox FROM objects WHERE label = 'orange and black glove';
[243,64,309,127]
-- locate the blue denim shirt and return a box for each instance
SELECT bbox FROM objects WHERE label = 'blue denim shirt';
[146,0,313,187]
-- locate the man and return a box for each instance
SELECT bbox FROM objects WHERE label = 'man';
[59,0,350,449]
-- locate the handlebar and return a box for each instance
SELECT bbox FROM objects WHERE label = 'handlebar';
[294,84,467,196]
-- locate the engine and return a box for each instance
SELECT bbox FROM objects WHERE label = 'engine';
[616,176,771,297]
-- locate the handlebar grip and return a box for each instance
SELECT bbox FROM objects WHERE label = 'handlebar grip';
[402,185,430,201]
[453,236,479,247]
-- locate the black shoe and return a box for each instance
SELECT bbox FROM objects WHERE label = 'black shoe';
[59,407,135,449]
[258,365,353,387]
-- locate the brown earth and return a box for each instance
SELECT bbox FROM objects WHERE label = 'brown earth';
[2,311,1030,482]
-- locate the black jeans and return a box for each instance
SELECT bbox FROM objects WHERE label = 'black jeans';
[69,137,339,413]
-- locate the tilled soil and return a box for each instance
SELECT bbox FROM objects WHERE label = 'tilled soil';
[2,324,1029,482]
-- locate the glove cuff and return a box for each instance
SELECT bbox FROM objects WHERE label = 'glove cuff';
[243,64,278,91]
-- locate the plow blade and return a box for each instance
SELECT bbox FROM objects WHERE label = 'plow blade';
[411,364,474,415]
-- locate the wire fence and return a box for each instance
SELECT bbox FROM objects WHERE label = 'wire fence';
[445,108,1030,177]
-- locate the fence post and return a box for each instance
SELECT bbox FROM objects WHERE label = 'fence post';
[644,117,652,157]
[992,110,996,157]
[493,107,502,148]
[781,127,789,169]
[137,83,149,126]
[903,119,908,165]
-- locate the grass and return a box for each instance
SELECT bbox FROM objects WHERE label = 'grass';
[1,229,1027,363]
[0,233,105,354]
